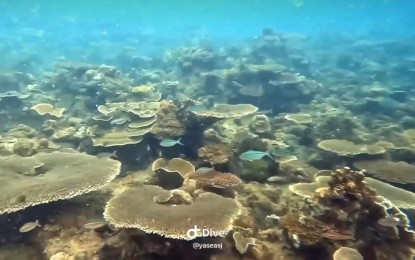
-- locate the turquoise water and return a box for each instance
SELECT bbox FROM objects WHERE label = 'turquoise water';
[1,0,415,69]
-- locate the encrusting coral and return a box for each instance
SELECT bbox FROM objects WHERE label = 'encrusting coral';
[151,100,186,139]
[186,170,242,189]
[197,142,233,165]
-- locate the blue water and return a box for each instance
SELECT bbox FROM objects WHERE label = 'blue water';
[1,0,415,70]
[1,1,415,259]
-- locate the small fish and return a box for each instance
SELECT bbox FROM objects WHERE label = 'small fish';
[158,150,162,157]
[239,150,272,161]
[267,176,289,183]
[146,145,151,151]
[377,216,403,227]
[95,150,118,159]
[110,118,128,125]
[19,220,41,233]
[265,214,280,221]
[271,147,297,157]
[162,80,180,86]
[195,167,215,174]
[84,221,107,230]
[160,138,184,147]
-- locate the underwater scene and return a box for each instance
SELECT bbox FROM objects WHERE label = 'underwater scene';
[1,0,415,259]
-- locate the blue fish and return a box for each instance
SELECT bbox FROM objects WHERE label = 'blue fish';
[239,150,273,161]
[160,138,184,147]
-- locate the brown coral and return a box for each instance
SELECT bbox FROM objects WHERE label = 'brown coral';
[45,229,104,259]
[286,168,415,259]
[151,100,186,139]
[280,213,328,247]
[306,171,415,210]
[103,185,241,240]
[187,170,242,189]
[197,142,233,165]
[0,152,121,215]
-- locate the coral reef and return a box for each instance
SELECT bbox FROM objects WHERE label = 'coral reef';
[2,24,415,260]
[151,100,186,139]
[283,168,415,259]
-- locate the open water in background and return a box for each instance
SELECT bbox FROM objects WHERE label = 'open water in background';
[1,0,415,71]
